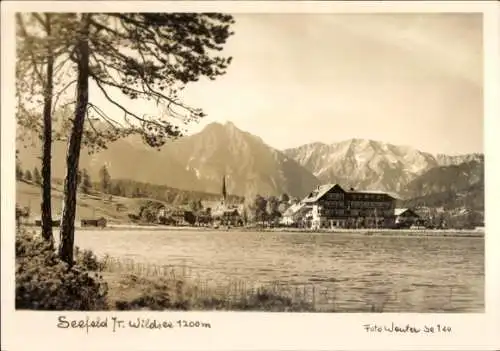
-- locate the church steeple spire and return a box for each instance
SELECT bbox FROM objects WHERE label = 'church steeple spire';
[221,175,227,203]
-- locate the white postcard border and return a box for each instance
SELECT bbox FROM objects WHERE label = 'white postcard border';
[1,1,499,351]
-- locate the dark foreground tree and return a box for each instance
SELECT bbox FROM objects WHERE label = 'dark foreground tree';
[16,13,76,243]
[59,13,234,264]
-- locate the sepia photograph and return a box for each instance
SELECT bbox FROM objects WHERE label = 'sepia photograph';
[11,9,486,313]
[2,1,499,351]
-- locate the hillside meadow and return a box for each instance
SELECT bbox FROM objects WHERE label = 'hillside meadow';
[16,180,147,223]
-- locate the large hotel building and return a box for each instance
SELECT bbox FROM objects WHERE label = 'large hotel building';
[283,184,398,229]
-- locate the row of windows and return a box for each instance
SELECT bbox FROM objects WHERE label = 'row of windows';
[320,209,345,216]
[319,200,393,209]
[348,193,388,201]
[348,209,394,217]
[319,209,394,218]
[325,193,344,200]
[318,200,345,208]
[348,201,393,209]
[322,191,390,201]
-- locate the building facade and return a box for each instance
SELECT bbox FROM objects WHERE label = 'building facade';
[301,184,397,229]
[394,208,420,228]
[280,202,312,227]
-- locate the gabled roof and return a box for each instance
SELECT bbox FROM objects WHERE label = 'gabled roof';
[283,202,306,216]
[394,208,419,216]
[394,208,408,216]
[302,184,344,203]
[350,189,400,200]
[353,189,387,194]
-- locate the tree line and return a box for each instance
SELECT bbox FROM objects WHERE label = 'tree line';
[245,193,294,226]
[67,164,244,204]
[16,161,42,185]
[16,12,235,265]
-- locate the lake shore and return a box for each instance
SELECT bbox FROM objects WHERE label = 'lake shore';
[67,224,484,237]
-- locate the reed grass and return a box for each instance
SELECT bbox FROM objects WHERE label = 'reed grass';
[98,256,404,312]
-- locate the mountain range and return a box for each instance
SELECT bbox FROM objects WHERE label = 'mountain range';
[17,122,319,199]
[283,139,483,194]
[399,157,484,210]
[16,121,484,207]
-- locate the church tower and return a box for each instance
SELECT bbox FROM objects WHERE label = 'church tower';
[221,175,227,205]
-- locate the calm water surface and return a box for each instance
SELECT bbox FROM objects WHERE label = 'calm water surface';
[74,230,484,312]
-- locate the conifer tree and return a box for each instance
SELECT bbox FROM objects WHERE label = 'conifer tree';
[24,170,33,182]
[99,165,111,194]
[16,13,77,243]
[20,13,235,264]
[80,169,92,194]
[33,167,42,185]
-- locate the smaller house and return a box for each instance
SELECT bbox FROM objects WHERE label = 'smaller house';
[394,208,420,228]
[280,202,312,227]
[196,212,213,226]
[156,205,172,223]
[81,217,107,228]
[169,209,196,226]
[212,204,243,227]
[157,206,168,219]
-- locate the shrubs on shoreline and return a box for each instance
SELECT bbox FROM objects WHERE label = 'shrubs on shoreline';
[15,230,108,310]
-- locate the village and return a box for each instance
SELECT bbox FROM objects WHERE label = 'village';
[16,171,485,232]
[125,175,486,231]
[143,181,424,230]
[16,176,432,231]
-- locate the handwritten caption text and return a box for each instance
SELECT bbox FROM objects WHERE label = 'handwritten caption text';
[57,315,211,333]
[363,322,452,334]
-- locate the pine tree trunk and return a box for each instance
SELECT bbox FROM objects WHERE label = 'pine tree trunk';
[59,14,91,265]
[41,14,54,243]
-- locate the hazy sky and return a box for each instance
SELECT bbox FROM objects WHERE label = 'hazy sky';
[92,13,483,155]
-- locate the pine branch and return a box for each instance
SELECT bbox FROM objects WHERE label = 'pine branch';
[53,55,72,77]
[85,112,102,136]
[87,102,126,129]
[16,14,45,83]
[31,13,47,30]
[92,75,163,127]
[51,79,77,117]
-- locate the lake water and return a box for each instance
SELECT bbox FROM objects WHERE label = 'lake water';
[74,229,484,312]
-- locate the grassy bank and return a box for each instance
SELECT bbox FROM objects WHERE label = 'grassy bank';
[98,256,393,312]
[104,271,316,312]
